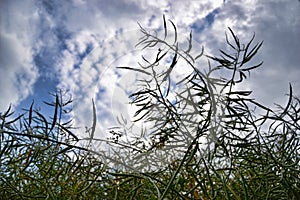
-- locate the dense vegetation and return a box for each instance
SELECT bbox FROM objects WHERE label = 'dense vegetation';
[1,16,299,199]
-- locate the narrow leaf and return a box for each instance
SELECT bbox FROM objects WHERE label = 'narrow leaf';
[163,14,167,39]
[185,31,193,53]
[29,101,34,126]
[90,99,97,144]
[57,123,79,142]
[241,61,263,72]
[169,19,177,44]
[220,49,235,60]
[50,94,59,132]
[228,27,240,49]
[280,83,293,118]
[35,111,48,136]
[227,91,252,95]
[194,46,204,60]
[163,50,178,82]
[117,67,151,75]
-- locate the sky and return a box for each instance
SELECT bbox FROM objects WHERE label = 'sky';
[1,0,300,149]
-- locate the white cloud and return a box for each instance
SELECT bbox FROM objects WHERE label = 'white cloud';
[0,1,39,112]
[173,0,300,107]
[56,28,143,137]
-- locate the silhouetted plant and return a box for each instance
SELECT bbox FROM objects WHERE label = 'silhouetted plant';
[106,15,300,199]
[0,15,299,199]
[0,90,109,199]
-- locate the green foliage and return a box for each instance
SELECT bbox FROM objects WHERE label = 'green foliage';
[0,16,299,199]
[0,91,109,199]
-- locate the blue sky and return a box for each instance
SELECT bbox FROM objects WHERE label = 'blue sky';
[1,0,300,142]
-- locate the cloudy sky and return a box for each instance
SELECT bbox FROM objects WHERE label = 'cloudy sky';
[1,0,300,142]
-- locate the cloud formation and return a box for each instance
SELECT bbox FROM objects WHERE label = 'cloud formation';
[1,0,299,146]
[0,1,39,111]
